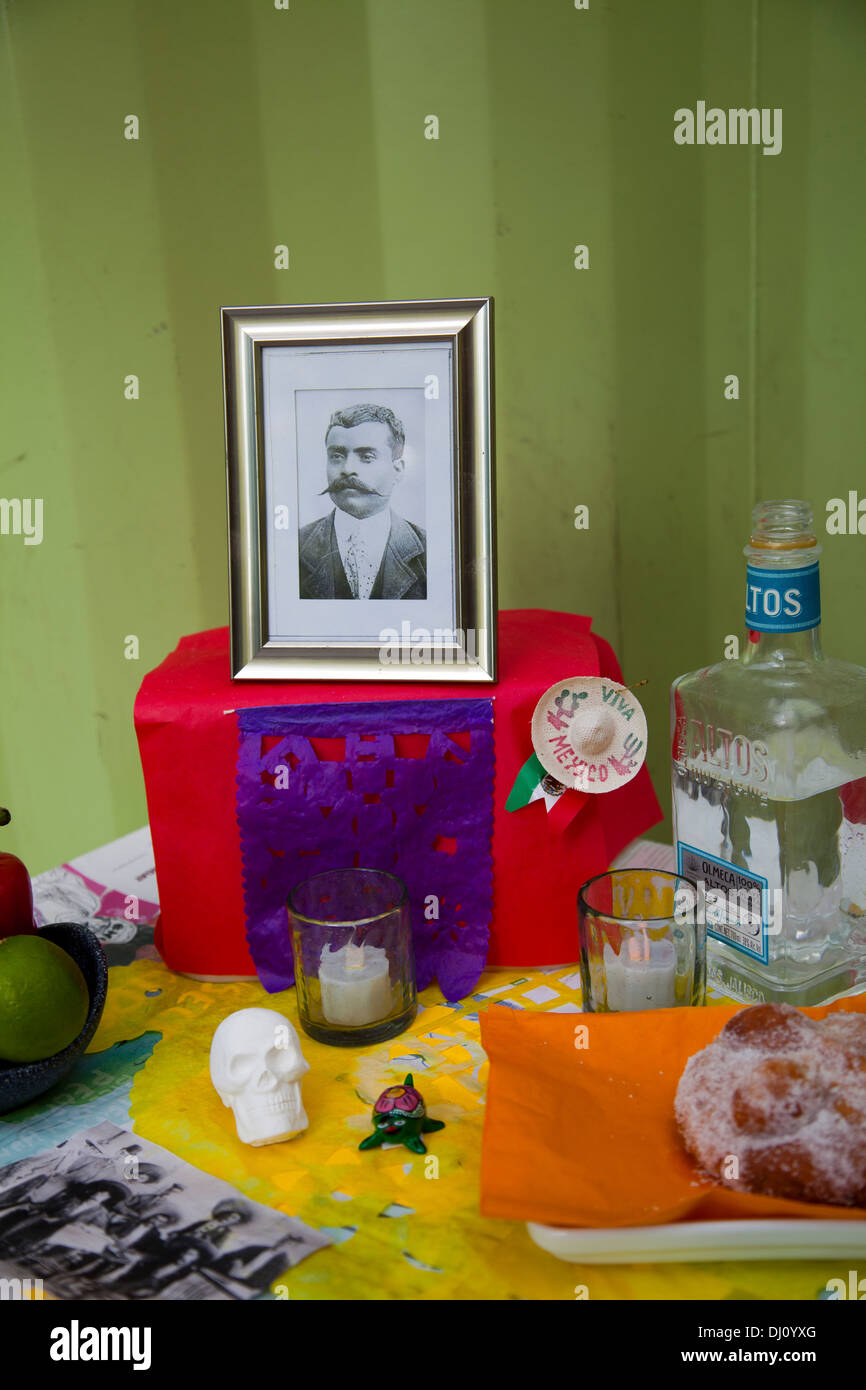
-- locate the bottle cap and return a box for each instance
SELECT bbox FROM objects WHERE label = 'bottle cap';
[530,677,648,794]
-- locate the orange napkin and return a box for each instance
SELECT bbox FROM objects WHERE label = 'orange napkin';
[480,998,866,1227]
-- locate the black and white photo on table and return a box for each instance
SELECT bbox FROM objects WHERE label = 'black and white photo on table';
[0,1122,327,1300]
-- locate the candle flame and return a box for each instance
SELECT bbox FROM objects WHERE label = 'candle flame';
[625,931,651,962]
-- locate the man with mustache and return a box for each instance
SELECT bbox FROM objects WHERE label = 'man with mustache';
[298,403,427,600]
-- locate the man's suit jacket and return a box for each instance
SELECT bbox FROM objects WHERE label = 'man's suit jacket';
[298,510,427,600]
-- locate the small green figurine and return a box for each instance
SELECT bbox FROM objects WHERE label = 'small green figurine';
[359,1074,445,1154]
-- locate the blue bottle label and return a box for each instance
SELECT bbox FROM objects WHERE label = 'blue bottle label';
[745,562,821,633]
[678,842,770,964]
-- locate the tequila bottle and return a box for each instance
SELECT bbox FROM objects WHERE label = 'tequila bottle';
[671,500,866,1005]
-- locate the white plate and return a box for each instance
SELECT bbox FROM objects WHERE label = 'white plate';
[527,1219,866,1263]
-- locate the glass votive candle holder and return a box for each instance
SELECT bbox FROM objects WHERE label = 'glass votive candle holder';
[289,867,416,1046]
[577,868,705,1012]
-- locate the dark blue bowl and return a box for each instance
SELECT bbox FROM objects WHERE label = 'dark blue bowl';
[0,923,108,1115]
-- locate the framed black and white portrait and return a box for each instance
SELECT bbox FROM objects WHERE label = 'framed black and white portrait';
[222,299,496,681]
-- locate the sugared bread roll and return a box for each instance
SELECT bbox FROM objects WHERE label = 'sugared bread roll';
[675,1003,866,1207]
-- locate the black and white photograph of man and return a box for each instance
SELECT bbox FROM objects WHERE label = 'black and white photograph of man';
[298,402,426,601]
[259,340,457,649]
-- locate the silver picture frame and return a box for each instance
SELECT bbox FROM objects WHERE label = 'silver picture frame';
[222,298,496,682]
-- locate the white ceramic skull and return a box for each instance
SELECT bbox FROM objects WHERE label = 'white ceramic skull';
[210,1008,310,1146]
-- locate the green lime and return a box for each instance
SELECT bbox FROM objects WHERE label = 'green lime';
[0,935,90,1063]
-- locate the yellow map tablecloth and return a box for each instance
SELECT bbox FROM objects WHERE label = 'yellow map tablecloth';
[88,959,841,1301]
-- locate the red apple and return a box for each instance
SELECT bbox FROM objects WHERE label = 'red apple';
[0,808,37,938]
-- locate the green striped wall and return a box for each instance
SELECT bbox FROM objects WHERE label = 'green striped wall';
[2,0,864,872]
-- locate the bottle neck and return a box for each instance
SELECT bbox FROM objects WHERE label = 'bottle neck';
[741,553,823,666]
[742,622,823,665]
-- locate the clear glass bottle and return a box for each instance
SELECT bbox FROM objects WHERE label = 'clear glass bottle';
[671,499,866,1005]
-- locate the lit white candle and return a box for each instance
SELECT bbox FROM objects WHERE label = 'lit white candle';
[602,930,676,1011]
[319,942,392,1026]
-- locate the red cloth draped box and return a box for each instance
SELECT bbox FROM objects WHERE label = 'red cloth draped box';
[134,610,662,984]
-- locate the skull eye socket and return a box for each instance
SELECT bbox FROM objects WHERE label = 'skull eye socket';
[226,1053,255,1084]
[267,1046,300,1079]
